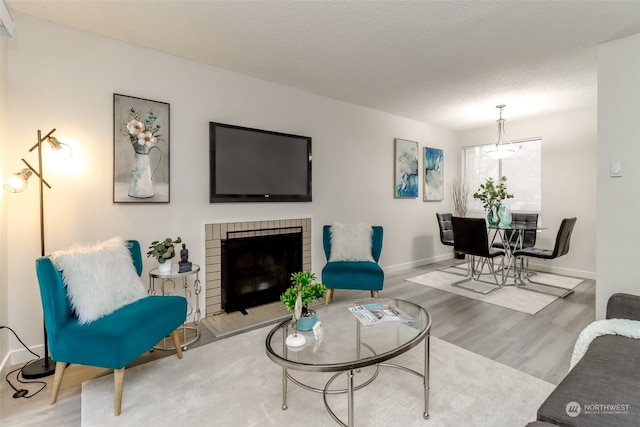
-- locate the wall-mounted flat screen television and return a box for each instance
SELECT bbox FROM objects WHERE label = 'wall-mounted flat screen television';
[209,122,312,203]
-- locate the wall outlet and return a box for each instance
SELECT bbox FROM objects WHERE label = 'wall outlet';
[610,161,622,177]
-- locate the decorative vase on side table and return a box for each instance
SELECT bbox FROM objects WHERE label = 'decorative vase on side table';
[158,261,172,274]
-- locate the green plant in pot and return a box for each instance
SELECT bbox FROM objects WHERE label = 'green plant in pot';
[473,176,513,226]
[147,237,182,273]
[280,271,326,331]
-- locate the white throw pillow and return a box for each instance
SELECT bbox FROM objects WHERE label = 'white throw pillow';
[51,237,147,324]
[329,223,375,262]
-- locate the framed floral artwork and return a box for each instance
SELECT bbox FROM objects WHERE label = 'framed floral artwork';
[394,138,419,198]
[424,146,444,201]
[113,94,170,203]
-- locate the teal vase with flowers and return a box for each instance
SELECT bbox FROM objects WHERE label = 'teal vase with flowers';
[473,176,514,227]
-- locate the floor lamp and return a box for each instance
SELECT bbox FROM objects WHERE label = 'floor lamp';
[3,128,72,379]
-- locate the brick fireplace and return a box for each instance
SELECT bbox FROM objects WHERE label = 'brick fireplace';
[204,218,311,315]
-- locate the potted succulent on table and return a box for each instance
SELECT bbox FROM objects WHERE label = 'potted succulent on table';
[473,176,514,227]
[280,271,326,331]
[147,237,182,274]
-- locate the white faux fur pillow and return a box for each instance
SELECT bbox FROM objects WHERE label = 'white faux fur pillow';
[51,237,147,324]
[329,223,375,262]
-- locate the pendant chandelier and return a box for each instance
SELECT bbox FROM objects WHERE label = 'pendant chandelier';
[484,104,516,159]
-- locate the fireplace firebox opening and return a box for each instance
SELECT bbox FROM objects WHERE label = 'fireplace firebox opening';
[221,226,302,313]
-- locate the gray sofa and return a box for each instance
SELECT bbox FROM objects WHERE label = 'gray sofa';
[527,293,640,427]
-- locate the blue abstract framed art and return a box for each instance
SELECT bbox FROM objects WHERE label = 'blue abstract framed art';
[394,138,419,198]
[423,146,443,201]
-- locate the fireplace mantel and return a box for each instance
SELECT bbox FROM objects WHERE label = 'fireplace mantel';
[204,218,311,315]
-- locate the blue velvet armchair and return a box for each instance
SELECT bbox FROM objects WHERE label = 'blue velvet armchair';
[321,225,384,304]
[35,240,187,416]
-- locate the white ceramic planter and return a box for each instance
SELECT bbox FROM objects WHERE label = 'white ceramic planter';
[158,261,172,274]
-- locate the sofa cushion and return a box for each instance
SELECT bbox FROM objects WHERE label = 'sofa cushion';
[51,237,147,324]
[328,223,374,262]
[537,334,640,427]
[321,261,384,291]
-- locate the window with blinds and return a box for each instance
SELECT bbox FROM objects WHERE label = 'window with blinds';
[463,138,541,214]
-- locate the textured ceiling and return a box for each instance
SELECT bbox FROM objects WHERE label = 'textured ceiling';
[6,0,640,130]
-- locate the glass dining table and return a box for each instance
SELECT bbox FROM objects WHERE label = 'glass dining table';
[489,223,545,284]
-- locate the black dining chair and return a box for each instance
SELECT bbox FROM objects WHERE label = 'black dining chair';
[512,217,577,298]
[451,217,505,294]
[435,213,467,276]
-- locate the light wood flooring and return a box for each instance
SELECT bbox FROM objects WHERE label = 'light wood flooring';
[0,260,595,427]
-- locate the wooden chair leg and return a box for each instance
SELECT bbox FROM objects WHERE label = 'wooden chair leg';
[324,288,334,305]
[170,330,183,359]
[371,290,380,298]
[50,361,67,404]
[114,368,125,416]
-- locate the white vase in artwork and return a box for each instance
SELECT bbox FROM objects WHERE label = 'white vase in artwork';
[128,144,162,199]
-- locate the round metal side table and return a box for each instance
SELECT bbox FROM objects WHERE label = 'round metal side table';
[149,264,201,351]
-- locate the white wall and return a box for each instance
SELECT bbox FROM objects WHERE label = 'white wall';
[459,107,597,278]
[2,14,458,362]
[596,33,640,318]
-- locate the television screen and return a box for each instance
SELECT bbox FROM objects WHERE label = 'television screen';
[209,122,312,203]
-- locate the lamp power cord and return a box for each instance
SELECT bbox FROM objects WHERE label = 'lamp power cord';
[0,326,47,398]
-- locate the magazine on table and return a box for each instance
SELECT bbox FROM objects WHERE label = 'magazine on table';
[348,302,413,327]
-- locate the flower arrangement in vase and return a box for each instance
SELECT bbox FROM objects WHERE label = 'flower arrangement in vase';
[280,272,326,331]
[473,176,514,226]
[147,237,182,274]
[121,106,164,198]
[123,107,163,153]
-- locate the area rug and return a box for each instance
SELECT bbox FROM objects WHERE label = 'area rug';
[406,268,583,315]
[82,325,554,426]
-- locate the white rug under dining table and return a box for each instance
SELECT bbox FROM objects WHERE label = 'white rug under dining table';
[406,267,583,315]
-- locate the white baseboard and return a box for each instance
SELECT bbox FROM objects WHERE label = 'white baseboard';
[383,254,452,274]
[2,343,44,369]
[0,350,11,381]
[383,256,595,281]
[526,262,595,280]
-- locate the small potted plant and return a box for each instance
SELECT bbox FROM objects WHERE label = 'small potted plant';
[147,237,182,274]
[280,271,326,331]
[473,176,513,226]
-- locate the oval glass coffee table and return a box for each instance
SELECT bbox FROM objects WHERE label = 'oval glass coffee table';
[265,298,431,426]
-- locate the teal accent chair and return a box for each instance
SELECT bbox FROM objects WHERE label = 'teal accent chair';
[321,225,384,304]
[35,240,187,416]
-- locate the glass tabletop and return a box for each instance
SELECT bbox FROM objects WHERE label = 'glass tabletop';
[488,224,546,231]
[149,264,200,278]
[265,298,431,372]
